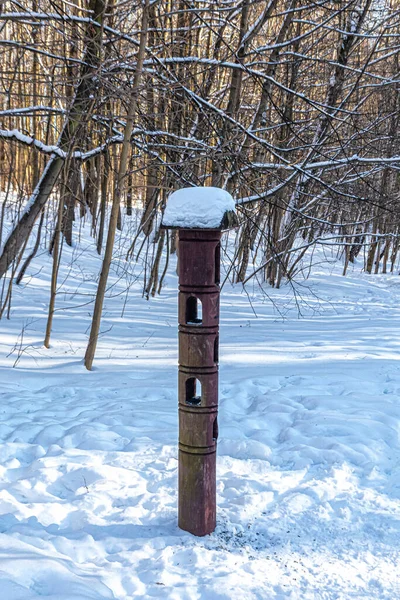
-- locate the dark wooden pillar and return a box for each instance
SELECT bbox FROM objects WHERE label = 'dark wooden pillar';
[178,229,221,536]
[160,185,236,536]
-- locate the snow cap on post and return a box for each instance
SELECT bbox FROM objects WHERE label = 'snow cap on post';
[161,186,237,230]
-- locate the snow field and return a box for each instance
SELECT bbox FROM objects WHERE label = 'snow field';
[0,218,400,598]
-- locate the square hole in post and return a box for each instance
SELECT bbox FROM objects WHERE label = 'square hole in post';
[214,335,219,364]
[215,243,221,285]
[213,417,218,441]
[186,296,202,325]
[186,377,202,406]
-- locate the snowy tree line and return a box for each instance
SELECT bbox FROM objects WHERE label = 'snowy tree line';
[0,0,399,363]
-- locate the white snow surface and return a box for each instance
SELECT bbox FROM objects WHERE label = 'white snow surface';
[1,213,400,599]
[162,186,235,229]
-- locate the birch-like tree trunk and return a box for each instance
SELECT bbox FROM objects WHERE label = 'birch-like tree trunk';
[84,0,149,370]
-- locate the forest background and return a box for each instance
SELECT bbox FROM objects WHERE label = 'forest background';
[0,0,399,366]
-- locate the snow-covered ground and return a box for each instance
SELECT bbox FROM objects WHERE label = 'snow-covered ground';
[1,219,400,599]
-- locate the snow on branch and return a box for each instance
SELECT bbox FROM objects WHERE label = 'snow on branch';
[0,106,65,117]
[244,155,400,173]
[0,129,124,160]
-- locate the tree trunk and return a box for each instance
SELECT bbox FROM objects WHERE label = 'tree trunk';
[84,0,149,370]
[44,191,64,347]
[0,0,106,280]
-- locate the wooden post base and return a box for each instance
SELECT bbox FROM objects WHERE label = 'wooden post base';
[178,446,216,536]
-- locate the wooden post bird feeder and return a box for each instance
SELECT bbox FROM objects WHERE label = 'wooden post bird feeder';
[161,186,237,536]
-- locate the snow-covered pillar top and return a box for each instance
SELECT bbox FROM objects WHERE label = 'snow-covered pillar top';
[161,186,237,230]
